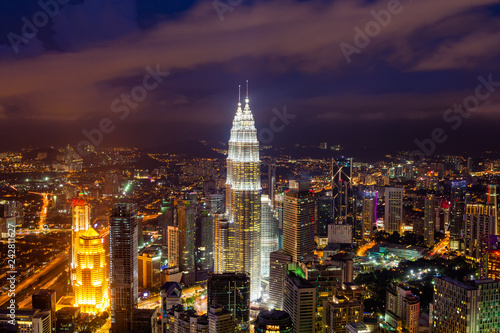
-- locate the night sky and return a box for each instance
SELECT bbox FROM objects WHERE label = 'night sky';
[0,0,500,158]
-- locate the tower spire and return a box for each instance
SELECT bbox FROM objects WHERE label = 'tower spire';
[238,85,241,105]
[244,80,250,111]
[246,80,249,99]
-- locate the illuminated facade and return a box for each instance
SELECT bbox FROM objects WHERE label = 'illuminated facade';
[361,191,377,240]
[71,198,90,287]
[74,227,108,314]
[225,83,262,301]
[384,187,403,234]
[464,204,497,260]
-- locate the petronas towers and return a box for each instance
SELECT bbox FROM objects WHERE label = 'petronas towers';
[225,82,262,301]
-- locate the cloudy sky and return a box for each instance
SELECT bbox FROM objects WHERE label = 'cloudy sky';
[0,0,499,157]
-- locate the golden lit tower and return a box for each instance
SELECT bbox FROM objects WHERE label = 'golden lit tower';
[71,198,90,287]
[226,82,262,301]
[74,227,109,314]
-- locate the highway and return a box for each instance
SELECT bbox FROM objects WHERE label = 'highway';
[426,233,450,259]
[0,253,69,307]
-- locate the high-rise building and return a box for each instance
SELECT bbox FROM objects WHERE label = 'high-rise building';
[361,191,377,240]
[464,203,497,260]
[449,180,467,247]
[432,276,500,332]
[261,194,279,279]
[384,285,420,333]
[74,227,108,314]
[324,295,362,333]
[423,194,435,248]
[207,305,236,333]
[177,199,196,286]
[253,310,294,333]
[110,204,138,333]
[161,281,182,332]
[164,305,208,332]
[332,158,353,223]
[159,199,174,247]
[138,246,162,289]
[384,187,403,234]
[104,173,121,197]
[299,261,344,332]
[132,309,158,333]
[167,226,179,268]
[268,159,277,208]
[317,196,334,238]
[207,273,250,328]
[283,180,315,263]
[487,235,500,281]
[214,218,234,274]
[225,83,262,300]
[0,309,51,333]
[268,250,292,310]
[71,198,90,288]
[283,271,316,333]
[32,289,56,331]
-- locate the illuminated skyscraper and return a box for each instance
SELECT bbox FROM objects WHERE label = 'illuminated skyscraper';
[261,194,279,279]
[384,187,403,234]
[464,203,497,260]
[110,204,138,333]
[424,194,436,248]
[225,82,262,301]
[74,227,108,314]
[361,191,377,240]
[214,218,233,274]
[283,180,315,263]
[177,199,196,286]
[71,198,90,287]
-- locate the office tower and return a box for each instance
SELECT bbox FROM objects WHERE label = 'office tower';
[71,198,90,287]
[324,295,362,333]
[465,204,497,259]
[208,193,225,215]
[110,204,138,333]
[384,187,403,234]
[253,310,294,333]
[104,172,121,197]
[449,180,467,245]
[0,309,51,333]
[132,309,158,333]
[177,199,196,286]
[137,214,144,248]
[317,196,334,238]
[384,285,420,333]
[167,226,179,268]
[207,273,250,328]
[326,253,354,283]
[361,191,377,240]
[74,227,108,314]
[55,307,80,333]
[159,199,174,247]
[214,218,234,274]
[424,194,435,248]
[138,246,162,289]
[275,193,285,249]
[328,224,352,244]
[299,261,343,332]
[488,184,499,231]
[283,271,316,333]
[269,250,292,310]
[197,209,214,271]
[261,194,279,279]
[208,305,236,333]
[225,83,262,300]
[164,304,209,332]
[268,159,277,207]
[161,282,182,332]
[331,157,353,223]
[32,289,56,331]
[486,235,500,280]
[432,277,500,332]
[283,180,315,263]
